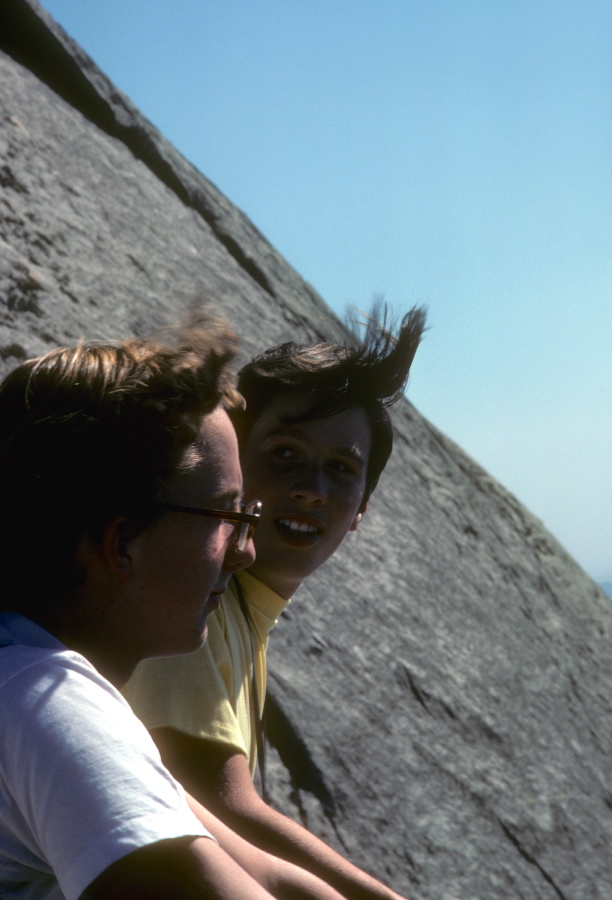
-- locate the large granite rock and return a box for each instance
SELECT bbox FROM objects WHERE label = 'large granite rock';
[1,3,611,897]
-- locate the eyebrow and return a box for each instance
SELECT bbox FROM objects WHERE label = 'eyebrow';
[264,425,367,464]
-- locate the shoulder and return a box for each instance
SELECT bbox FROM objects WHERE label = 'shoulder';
[0,647,147,774]
[0,642,115,713]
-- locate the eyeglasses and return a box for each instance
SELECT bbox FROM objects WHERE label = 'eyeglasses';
[161,500,262,552]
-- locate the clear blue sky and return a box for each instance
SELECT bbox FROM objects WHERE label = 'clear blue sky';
[41,0,612,584]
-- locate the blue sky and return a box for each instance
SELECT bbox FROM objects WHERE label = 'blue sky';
[40,0,611,584]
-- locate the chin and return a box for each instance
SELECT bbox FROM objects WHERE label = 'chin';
[158,626,209,659]
[186,624,209,653]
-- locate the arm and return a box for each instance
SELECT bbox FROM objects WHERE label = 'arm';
[184,792,355,900]
[81,834,276,900]
[152,727,412,900]
[82,760,348,900]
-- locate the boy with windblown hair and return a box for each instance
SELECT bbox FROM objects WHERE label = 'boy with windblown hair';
[126,307,426,900]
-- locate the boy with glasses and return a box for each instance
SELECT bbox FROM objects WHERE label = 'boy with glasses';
[0,318,355,900]
[125,307,427,900]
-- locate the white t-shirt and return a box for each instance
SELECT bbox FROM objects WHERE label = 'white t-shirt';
[0,612,212,900]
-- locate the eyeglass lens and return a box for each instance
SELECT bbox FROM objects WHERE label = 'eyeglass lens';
[236,500,261,552]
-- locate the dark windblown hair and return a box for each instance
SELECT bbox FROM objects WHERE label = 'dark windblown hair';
[0,315,241,611]
[233,305,426,510]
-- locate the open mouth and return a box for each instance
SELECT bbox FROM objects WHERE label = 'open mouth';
[276,517,322,537]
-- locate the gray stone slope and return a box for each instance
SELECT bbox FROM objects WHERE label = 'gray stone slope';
[1,3,611,898]
[0,0,341,358]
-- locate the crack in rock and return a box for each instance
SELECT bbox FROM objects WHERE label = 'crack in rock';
[498,820,569,900]
[0,0,275,297]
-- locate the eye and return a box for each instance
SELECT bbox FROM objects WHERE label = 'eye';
[215,496,242,514]
[328,459,360,477]
[270,445,299,461]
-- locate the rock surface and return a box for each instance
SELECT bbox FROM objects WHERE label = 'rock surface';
[1,3,611,898]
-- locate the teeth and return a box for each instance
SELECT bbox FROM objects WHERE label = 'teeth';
[279,518,319,534]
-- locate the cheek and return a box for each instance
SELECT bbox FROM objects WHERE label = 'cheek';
[339,482,367,518]
[151,525,228,592]
[202,535,230,572]
[242,460,274,500]
[182,528,228,577]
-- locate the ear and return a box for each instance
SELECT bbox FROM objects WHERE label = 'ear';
[101,516,138,582]
[349,501,368,532]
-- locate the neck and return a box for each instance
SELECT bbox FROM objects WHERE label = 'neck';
[9,604,133,689]
[53,621,136,688]
[245,563,301,600]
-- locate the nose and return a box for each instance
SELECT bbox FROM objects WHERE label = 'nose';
[289,462,327,505]
[224,534,256,573]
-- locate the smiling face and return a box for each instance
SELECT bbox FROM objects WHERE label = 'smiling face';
[240,391,372,599]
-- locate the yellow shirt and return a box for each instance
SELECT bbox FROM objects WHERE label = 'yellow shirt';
[124,571,289,775]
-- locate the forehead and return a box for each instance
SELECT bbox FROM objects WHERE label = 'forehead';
[247,391,372,459]
[172,406,243,504]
